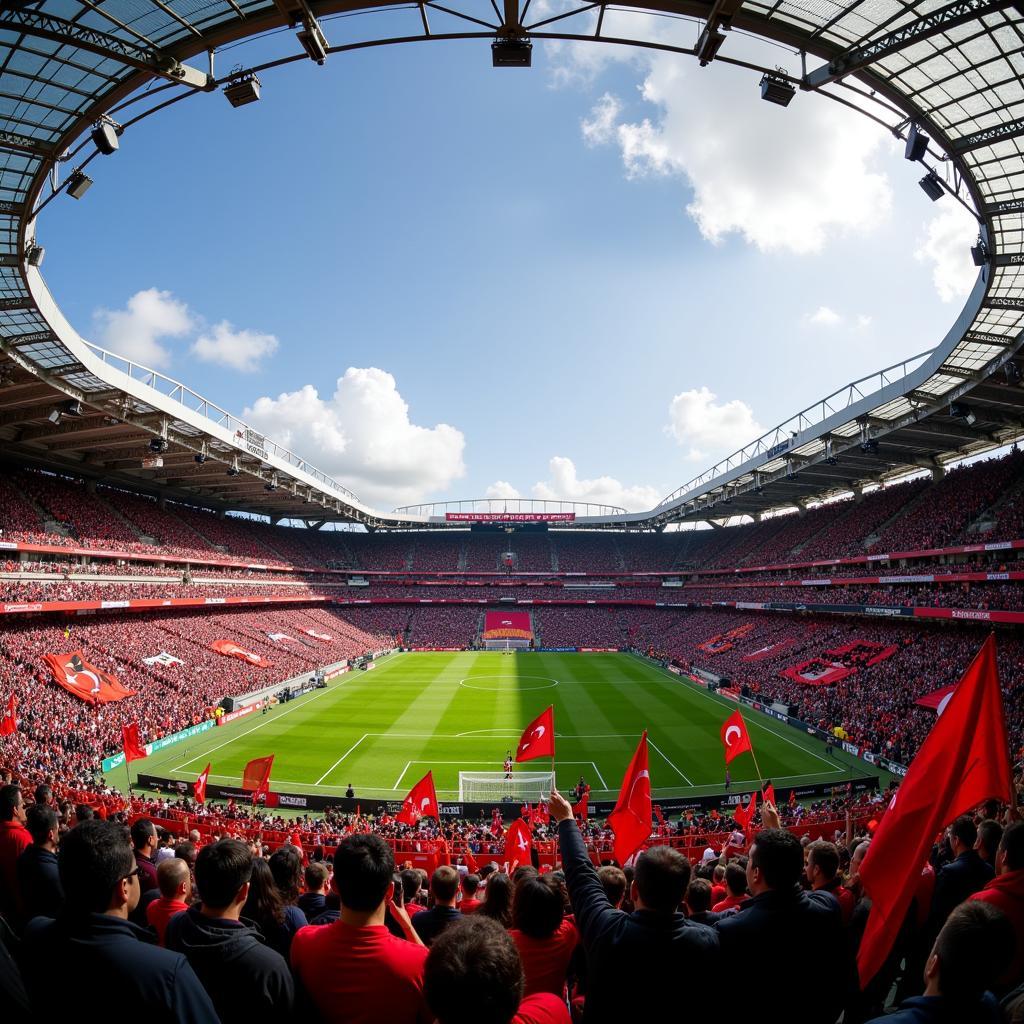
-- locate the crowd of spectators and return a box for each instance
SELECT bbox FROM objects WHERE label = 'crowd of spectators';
[405,606,482,648]
[533,609,623,649]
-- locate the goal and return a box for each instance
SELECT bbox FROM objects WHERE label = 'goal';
[459,771,555,803]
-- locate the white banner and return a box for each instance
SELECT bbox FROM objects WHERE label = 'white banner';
[143,651,183,667]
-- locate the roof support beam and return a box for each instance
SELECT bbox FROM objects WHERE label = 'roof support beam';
[805,0,1017,90]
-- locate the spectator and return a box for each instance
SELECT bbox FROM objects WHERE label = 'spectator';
[0,785,30,923]
[424,916,570,1024]
[806,840,855,925]
[15,803,63,925]
[510,873,578,997]
[715,821,845,1024]
[684,878,721,926]
[401,867,426,914]
[166,839,294,1023]
[597,865,627,909]
[146,858,191,946]
[866,902,1013,1024]
[460,872,482,913]
[712,861,749,914]
[131,817,160,894]
[241,855,304,958]
[291,834,428,1024]
[929,815,995,937]
[976,818,1004,871]
[549,788,720,1024]
[413,866,463,946]
[298,862,330,920]
[970,821,1024,989]
[477,871,513,928]
[20,820,216,1021]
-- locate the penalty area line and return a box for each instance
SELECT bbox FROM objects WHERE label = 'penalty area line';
[315,734,369,786]
[648,737,694,787]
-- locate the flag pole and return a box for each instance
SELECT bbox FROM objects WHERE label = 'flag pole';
[748,746,767,802]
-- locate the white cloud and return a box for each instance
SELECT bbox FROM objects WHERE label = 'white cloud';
[806,306,842,327]
[856,314,873,330]
[485,481,522,500]
[530,456,660,512]
[92,288,193,368]
[243,367,465,508]
[191,321,278,372]
[578,42,893,254]
[667,386,764,462]
[914,205,979,303]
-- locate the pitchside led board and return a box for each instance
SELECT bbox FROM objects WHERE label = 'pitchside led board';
[444,513,577,522]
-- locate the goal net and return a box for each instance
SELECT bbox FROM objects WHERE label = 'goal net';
[459,771,555,803]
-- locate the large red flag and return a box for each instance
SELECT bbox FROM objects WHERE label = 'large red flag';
[44,651,135,704]
[720,710,753,764]
[505,818,533,863]
[572,792,589,820]
[0,695,16,736]
[242,755,274,804]
[858,635,1013,985]
[194,763,211,804]
[396,771,439,825]
[122,723,148,763]
[516,706,555,762]
[609,732,652,866]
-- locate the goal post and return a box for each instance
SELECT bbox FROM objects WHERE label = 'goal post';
[459,771,555,803]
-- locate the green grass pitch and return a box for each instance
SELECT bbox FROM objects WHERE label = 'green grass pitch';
[122,652,884,801]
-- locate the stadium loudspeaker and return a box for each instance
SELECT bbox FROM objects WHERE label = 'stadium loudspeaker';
[91,122,119,155]
[220,697,236,713]
[905,124,929,162]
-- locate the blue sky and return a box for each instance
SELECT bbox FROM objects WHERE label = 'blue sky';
[39,16,980,512]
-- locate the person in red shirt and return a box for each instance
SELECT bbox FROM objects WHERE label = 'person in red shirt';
[509,873,578,998]
[712,862,750,913]
[460,873,482,914]
[401,867,427,915]
[291,834,430,1024]
[425,915,570,1024]
[147,858,191,946]
[0,784,31,922]
[970,821,1024,988]
[805,840,855,925]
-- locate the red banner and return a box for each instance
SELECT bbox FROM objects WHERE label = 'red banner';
[210,639,272,667]
[444,512,576,522]
[43,651,135,704]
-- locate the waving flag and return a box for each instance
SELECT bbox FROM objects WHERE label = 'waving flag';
[608,731,652,866]
[194,763,211,804]
[44,652,135,705]
[515,706,555,762]
[211,640,271,667]
[242,755,275,805]
[858,635,1013,985]
[505,818,533,863]
[720,710,753,765]
[0,695,16,737]
[734,791,757,835]
[122,723,148,763]
[571,792,589,820]
[397,771,439,825]
[762,782,776,807]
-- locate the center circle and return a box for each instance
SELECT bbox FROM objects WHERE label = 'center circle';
[459,675,559,692]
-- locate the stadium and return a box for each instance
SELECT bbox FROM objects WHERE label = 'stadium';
[0,1,1022,1022]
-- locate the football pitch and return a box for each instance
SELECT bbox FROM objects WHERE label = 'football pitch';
[123,652,881,801]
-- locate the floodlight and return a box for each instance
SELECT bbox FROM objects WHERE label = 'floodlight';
[971,240,989,267]
[265,481,278,492]
[66,170,93,200]
[25,241,44,267]
[62,399,84,417]
[696,25,725,66]
[824,455,838,465]
[149,437,168,453]
[492,37,532,66]
[760,73,795,107]
[1005,362,1022,386]
[194,452,208,464]
[224,73,261,107]
[860,439,879,453]
[226,464,240,477]
[297,19,328,64]
[950,402,977,426]
[918,171,944,202]
[91,122,119,155]
[905,124,929,162]
[47,407,62,425]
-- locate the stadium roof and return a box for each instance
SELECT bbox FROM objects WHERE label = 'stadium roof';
[0,0,1021,530]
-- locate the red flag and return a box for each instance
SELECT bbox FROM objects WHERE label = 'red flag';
[516,706,555,762]
[653,804,665,828]
[533,802,550,826]
[720,710,753,764]
[505,818,532,863]
[44,651,135,705]
[0,695,16,736]
[734,791,757,833]
[396,771,439,826]
[438,836,451,867]
[464,847,479,874]
[608,732,651,866]
[571,792,589,820]
[242,755,274,805]
[194,763,211,803]
[762,782,776,807]
[122,723,148,763]
[858,635,1013,985]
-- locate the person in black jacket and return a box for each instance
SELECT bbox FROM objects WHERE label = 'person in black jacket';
[15,803,63,926]
[19,819,217,1023]
[928,815,995,939]
[297,862,329,921]
[413,865,463,946]
[548,788,721,1024]
[166,839,293,1024]
[715,811,845,1024]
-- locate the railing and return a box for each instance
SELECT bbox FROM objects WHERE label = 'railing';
[394,498,628,517]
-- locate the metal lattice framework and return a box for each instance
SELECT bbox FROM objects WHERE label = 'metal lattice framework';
[0,0,1021,530]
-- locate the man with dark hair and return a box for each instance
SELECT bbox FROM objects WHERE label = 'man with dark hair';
[806,839,854,924]
[597,866,626,909]
[548,788,720,1023]
[165,838,293,1022]
[460,873,482,913]
[413,865,462,945]
[290,833,429,1023]
[32,785,52,808]
[0,784,30,922]
[401,866,426,914]
[298,862,330,920]
[929,814,995,935]
[684,878,720,926]
[970,820,1024,988]
[424,916,569,1024]
[712,862,749,914]
[73,803,94,825]
[20,820,216,1021]
[16,803,63,924]
[131,818,160,894]
[866,902,1014,1023]
[715,824,845,1024]
[976,818,1004,870]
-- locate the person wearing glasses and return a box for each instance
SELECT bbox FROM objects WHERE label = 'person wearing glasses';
[19,820,218,1022]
